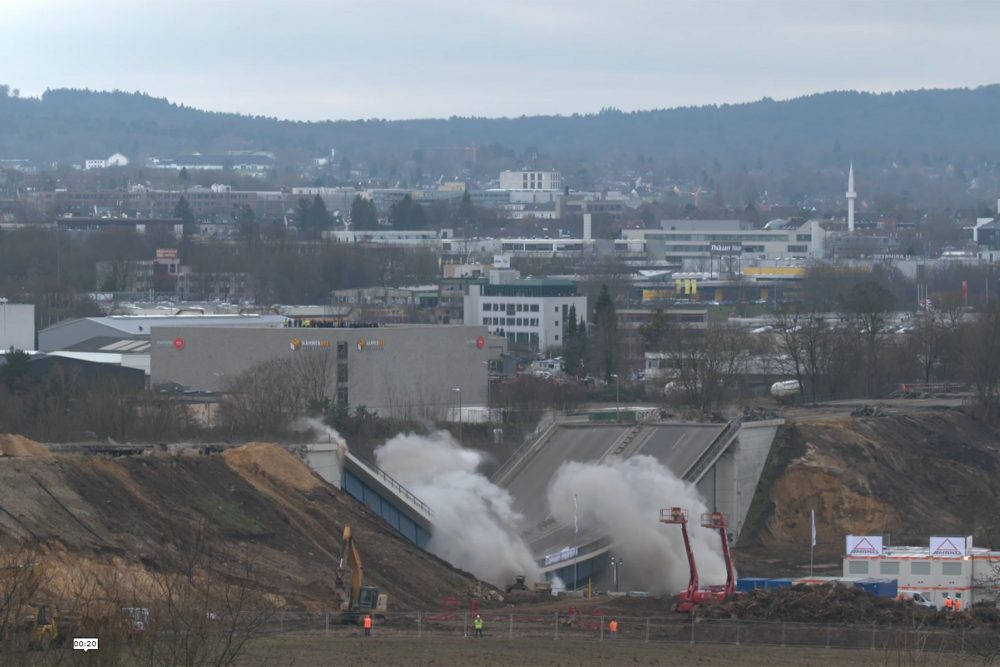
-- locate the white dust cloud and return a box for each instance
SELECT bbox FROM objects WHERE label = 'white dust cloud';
[294,417,349,480]
[546,455,731,595]
[375,430,540,587]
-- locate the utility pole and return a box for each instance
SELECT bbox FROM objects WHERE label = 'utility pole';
[611,374,620,421]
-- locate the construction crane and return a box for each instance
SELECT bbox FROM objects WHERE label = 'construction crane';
[659,508,736,613]
[334,525,388,625]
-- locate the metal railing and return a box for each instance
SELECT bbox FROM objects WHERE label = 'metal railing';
[682,418,741,482]
[490,410,557,485]
[346,453,433,518]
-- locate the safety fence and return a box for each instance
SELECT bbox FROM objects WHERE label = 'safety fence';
[259,610,1000,656]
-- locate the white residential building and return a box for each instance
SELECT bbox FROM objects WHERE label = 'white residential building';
[499,170,562,192]
[464,272,586,352]
[84,159,107,170]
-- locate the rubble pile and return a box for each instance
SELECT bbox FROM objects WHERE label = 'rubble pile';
[710,585,1000,628]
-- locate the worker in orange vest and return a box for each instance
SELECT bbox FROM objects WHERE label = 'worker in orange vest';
[944,595,954,611]
[954,598,963,612]
[363,614,373,636]
[609,618,618,640]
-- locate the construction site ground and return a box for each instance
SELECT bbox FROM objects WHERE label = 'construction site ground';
[238,636,972,667]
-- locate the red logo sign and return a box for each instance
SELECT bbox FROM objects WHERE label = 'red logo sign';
[173,337,186,351]
[476,335,485,349]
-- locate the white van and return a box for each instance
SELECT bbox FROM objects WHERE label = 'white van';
[901,592,935,608]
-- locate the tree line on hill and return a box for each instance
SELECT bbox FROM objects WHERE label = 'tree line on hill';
[5,85,1000,208]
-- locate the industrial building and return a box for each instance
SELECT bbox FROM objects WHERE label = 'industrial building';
[843,535,1000,608]
[463,273,586,352]
[150,324,499,420]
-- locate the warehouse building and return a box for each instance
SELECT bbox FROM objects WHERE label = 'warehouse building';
[843,535,1000,608]
[150,324,499,420]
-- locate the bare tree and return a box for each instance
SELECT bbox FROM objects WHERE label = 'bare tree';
[963,302,1000,424]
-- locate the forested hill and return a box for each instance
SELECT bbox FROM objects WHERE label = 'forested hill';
[3,85,1000,174]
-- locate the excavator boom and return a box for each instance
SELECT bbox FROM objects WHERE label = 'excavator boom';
[334,525,387,625]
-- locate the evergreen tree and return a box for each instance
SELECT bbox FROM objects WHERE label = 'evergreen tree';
[563,309,588,377]
[296,198,311,232]
[640,309,672,352]
[350,194,378,231]
[456,190,475,226]
[563,306,580,375]
[389,194,427,230]
[592,284,619,381]
[1,348,31,393]
[238,205,258,244]
[308,194,331,233]
[173,196,196,237]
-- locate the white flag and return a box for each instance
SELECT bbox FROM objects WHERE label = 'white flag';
[573,494,579,534]
[811,509,817,548]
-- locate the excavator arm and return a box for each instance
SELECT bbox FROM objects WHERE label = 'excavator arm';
[335,525,364,608]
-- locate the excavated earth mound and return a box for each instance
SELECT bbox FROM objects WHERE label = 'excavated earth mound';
[0,434,54,458]
[741,408,1000,564]
[0,441,484,611]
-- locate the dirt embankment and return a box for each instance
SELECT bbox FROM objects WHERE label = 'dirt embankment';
[0,437,484,611]
[739,408,1000,566]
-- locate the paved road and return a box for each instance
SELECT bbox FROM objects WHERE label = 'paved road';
[636,424,726,480]
[504,424,630,526]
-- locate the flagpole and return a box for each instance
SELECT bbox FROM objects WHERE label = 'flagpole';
[810,508,816,576]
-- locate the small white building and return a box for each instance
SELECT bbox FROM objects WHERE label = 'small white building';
[84,159,107,170]
[463,272,586,352]
[843,535,1000,609]
[0,303,36,352]
[107,153,129,167]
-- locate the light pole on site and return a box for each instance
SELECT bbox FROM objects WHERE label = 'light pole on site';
[452,387,462,442]
[610,374,620,422]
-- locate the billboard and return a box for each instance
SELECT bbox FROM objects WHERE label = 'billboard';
[846,535,883,556]
[710,243,742,254]
[930,536,972,557]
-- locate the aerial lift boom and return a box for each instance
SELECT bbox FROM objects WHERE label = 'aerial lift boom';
[659,508,736,613]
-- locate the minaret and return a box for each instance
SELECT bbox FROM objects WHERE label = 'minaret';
[846,162,856,233]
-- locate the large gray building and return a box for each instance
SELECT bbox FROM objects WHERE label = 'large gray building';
[150,325,499,420]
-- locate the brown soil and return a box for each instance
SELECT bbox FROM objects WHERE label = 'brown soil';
[0,442,485,611]
[737,407,1000,571]
[710,584,1000,628]
[0,434,54,458]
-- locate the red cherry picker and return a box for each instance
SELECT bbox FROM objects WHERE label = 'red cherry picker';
[659,507,735,613]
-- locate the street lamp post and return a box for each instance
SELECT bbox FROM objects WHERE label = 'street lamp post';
[451,387,462,442]
[610,373,620,421]
[0,298,7,345]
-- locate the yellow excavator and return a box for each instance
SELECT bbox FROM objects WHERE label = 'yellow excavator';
[334,525,388,625]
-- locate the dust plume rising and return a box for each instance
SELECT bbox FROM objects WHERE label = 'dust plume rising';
[375,430,539,588]
[293,417,349,478]
[546,455,731,595]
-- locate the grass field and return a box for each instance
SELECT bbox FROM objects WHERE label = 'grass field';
[237,635,972,667]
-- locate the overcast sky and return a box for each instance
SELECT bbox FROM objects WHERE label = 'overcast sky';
[3,0,999,121]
